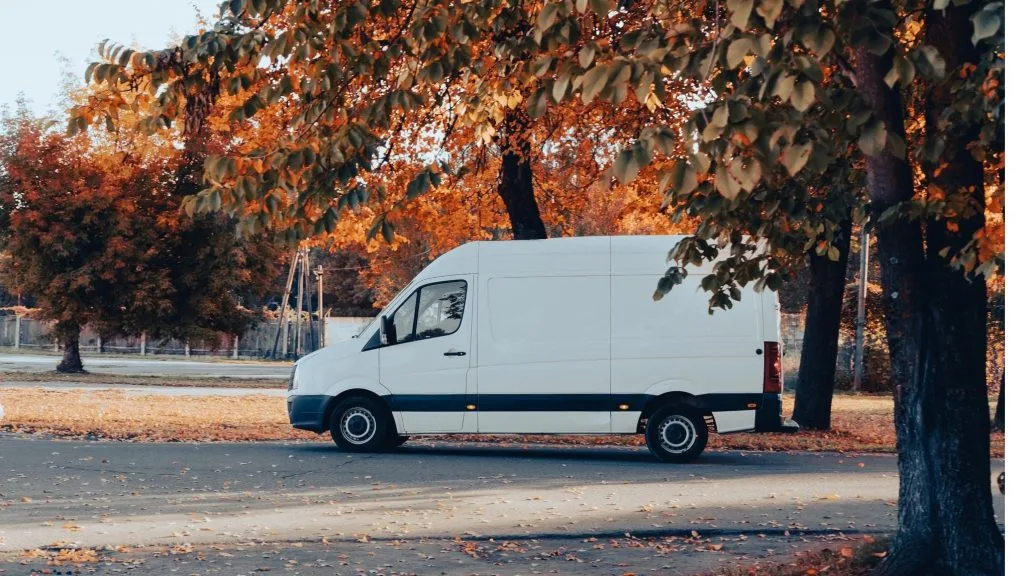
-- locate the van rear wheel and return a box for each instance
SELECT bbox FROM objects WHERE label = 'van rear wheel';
[329,397,393,453]
[645,405,708,463]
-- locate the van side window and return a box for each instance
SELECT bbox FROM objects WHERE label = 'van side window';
[390,280,467,344]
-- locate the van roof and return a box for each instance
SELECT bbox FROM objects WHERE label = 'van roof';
[415,235,745,280]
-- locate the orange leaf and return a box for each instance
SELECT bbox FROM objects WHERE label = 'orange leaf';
[840,547,854,558]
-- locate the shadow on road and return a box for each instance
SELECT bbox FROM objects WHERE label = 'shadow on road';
[291,440,787,467]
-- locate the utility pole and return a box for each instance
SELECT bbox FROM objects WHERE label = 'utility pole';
[271,251,300,359]
[303,250,316,351]
[316,264,325,349]
[295,250,306,357]
[852,229,870,392]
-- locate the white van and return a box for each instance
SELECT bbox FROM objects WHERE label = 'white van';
[288,236,797,462]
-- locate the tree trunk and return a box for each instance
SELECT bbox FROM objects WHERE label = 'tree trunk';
[497,108,547,240]
[55,323,84,373]
[992,374,1004,431]
[855,4,1004,574]
[792,217,853,430]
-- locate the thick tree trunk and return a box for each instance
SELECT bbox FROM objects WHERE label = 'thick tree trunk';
[915,6,1003,572]
[792,217,853,429]
[497,108,547,240]
[992,375,1004,431]
[55,325,84,373]
[855,4,1003,574]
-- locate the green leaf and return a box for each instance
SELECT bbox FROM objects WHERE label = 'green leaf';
[525,88,548,118]
[406,171,430,199]
[734,158,762,192]
[914,45,947,79]
[803,26,836,59]
[864,31,891,56]
[715,167,742,200]
[971,6,1001,45]
[756,0,784,29]
[530,56,553,76]
[772,73,795,101]
[887,132,907,160]
[726,37,753,69]
[580,65,609,104]
[230,0,245,16]
[781,142,812,176]
[613,149,640,184]
[84,62,98,83]
[579,43,596,68]
[790,80,815,112]
[885,55,916,88]
[827,245,840,262]
[537,3,560,33]
[382,220,395,243]
[576,0,588,13]
[933,0,950,8]
[858,120,887,157]
[727,0,755,31]
[553,75,571,102]
[590,0,612,15]
[711,104,730,127]
[651,126,675,155]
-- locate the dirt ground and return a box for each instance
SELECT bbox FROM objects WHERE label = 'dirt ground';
[0,389,1005,456]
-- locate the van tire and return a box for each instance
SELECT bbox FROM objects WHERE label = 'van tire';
[329,397,393,453]
[645,405,708,463]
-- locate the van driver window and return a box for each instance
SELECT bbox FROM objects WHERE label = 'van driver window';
[414,281,466,340]
[390,280,467,344]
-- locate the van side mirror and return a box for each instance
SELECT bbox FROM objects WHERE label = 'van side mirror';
[380,316,396,346]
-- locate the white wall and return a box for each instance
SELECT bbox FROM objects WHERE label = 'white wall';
[325,317,374,346]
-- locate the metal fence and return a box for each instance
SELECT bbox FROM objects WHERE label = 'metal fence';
[0,316,374,359]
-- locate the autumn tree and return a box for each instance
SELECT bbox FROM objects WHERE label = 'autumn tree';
[1,120,145,371]
[72,1,1004,571]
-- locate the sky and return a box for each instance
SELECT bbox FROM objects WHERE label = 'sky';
[0,0,219,117]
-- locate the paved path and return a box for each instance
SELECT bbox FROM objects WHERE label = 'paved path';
[0,437,1005,574]
[0,353,291,379]
[0,381,286,396]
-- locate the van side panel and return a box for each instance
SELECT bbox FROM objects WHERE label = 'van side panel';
[472,239,612,433]
[476,274,612,432]
[609,237,766,435]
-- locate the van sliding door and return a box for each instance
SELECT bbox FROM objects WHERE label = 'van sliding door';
[475,274,612,433]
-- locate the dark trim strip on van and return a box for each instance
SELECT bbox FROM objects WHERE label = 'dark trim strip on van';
[383,393,764,413]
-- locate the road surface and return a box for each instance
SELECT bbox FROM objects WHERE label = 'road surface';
[0,353,291,379]
[0,435,1005,545]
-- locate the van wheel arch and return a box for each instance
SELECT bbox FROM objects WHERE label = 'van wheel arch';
[638,393,714,434]
[322,390,397,434]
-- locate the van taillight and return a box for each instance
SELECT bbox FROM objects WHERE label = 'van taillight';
[763,342,782,394]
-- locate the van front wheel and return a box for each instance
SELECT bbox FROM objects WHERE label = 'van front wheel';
[329,397,393,453]
[645,406,708,463]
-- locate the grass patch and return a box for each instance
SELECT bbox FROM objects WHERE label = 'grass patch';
[0,390,1004,457]
[0,371,284,388]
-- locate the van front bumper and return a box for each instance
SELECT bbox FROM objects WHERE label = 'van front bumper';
[288,395,333,433]
[754,393,800,433]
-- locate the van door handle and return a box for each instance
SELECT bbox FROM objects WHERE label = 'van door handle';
[444,350,466,357]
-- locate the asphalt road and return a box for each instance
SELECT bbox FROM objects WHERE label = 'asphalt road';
[0,353,291,379]
[0,436,1004,546]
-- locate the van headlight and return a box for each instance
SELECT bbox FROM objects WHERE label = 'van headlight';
[287,365,297,391]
